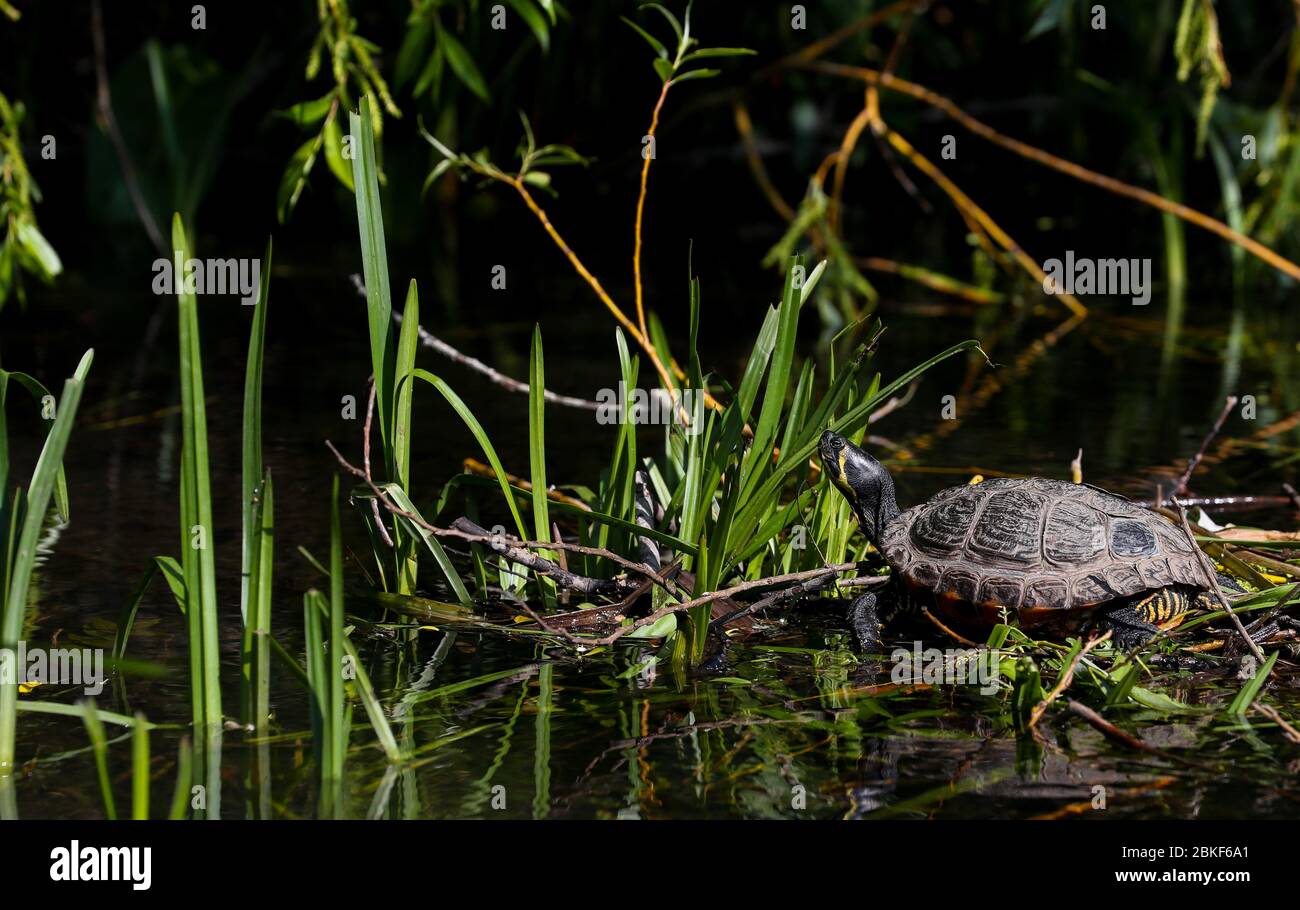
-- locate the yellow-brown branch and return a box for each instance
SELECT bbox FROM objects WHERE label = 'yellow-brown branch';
[813,62,1300,283]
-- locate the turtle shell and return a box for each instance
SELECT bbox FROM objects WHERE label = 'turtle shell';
[879,478,1203,623]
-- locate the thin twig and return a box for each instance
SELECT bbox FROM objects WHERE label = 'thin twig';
[362,376,394,548]
[761,0,926,76]
[457,518,632,598]
[920,608,980,647]
[1169,496,1265,664]
[1136,493,1293,511]
[1173,395,1238,498]
[1029,631,1111,729]
[90,0,165,255]
[634,80,671,343]
[709,571,886,632]
[810,62,1300,283]
[1067,701,1164,755]
[328,439,684,596]
[1283,483,1300,511]
[874,121,1088,317]
[1254,702,1300,744]
[350,277,603,411]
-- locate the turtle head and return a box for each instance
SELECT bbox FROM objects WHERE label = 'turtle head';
[818,430,900,544]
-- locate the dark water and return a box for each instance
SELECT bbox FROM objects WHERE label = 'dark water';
[6,273,1300,819]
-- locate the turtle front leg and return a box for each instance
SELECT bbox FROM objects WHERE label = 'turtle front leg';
[848,587,898,650]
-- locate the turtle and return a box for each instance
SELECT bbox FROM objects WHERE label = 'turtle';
[817,430,1224,649]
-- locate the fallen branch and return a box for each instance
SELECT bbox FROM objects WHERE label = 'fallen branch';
[332,435,880,647]
[454,517,632,598]
[708,571,887,632]
[1067,700,1163,755]
[351,277,603,412]
[326,439,684,600]
[810,62,1300,283]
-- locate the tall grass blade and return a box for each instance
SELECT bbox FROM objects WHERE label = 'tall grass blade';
[393,280,420,594]
[168,736,192,820]
[350,97,396,475]
[241,237,272,625]
[131,711,149,820]
[528,325,555,605]
[0,349,93,774]
[171,213,222,737]
[240,471,274,731]
[328,475,346,785]
[411,369,528,538]
[80,698,117,820]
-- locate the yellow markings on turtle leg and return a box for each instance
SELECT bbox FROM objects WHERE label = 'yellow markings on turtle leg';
[1135,588,1191,628]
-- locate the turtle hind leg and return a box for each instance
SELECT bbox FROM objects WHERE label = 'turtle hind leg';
[1097,587,1190,649]
[1096,603,1160,649]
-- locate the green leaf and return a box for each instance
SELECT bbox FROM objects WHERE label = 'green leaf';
[641,3,683,46]
[622,16,669,59]
[1,349,92,769]
[15,222,61,280]
[240,237,272,627]
[1228,651,1278,716]
[276,93,335,127]
[437,21,491,102]
[4,370,71,522]
[323,112,354,192]
[682,47,756,62]
[366,484,472,608]
[653,57,674,82]
[626,611,677,640]
[411,369,528,540]
[393,280,421,595]
[672,68,719,83]
[505,0,550,52]
[171,213,222,735]
[277,135,321,224]
[1025,0,1069,41]
[350,98,397,475]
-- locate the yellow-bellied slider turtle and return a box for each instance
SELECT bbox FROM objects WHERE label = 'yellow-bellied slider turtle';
[818,430,1218,648]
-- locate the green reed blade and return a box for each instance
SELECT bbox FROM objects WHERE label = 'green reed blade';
[411,369,529,539]
[0,348,92,773]
[131,711,149,820]
[393,279,420,594]
[241,237,272,626]
[79,698,117,820]
[528,325,556,604]
[171,213,222,735]
[168,736,192,820]
[350,96,397,474]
